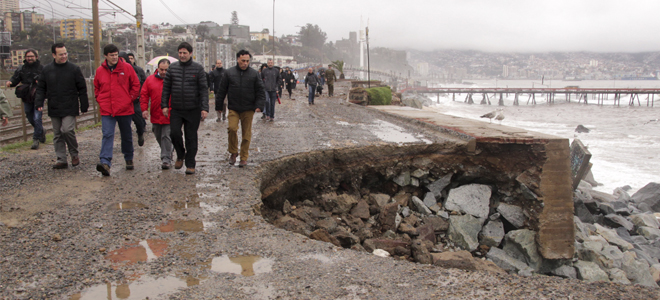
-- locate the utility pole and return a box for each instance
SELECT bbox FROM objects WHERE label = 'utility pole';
[136,0,145,67]
[366,26,370,88]
[272,0,275,62]
[92,0,100,72]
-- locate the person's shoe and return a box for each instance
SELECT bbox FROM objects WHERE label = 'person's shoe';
[238,160,248,168]
[31,140,39,150]
[125,160,134,170]
[161,162,171,170]
[39,136,46,143]
[222,115,226,121]
[216,117,222,123]
[185,168,195,175]
[71,156,80,167]
[96,163,110,176]
[53,162,68,169]
[174,159,184,169]
[269,118,274,122]
[261,114,266,120]
[138,133,144,147]
[229,153,237,165]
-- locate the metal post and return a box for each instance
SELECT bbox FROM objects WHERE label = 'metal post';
[272,0,275,62]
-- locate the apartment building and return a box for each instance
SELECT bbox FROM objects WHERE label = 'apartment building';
[60,18,94,40]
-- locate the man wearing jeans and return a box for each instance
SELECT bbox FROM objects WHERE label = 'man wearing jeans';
[304,68,320,105]
[35,43,89,169]
[6,49,44,149]
[215,50,265,167]
[261,59,281,121]
[141,59,173,169]
[93,44,140,176]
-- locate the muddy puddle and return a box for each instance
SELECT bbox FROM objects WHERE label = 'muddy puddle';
[210,255,274,277]
[70,276,192,300]
[156,220,204,232]
[104,239,168,264]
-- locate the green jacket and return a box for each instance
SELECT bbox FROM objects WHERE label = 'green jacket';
[325,69,337,84]
[0,90,12,119]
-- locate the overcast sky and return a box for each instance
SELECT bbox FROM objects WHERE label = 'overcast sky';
[27,0,660,53]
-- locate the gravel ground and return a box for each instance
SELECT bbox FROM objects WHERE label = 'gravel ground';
[0,81,658,299]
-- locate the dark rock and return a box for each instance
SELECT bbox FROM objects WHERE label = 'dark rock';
[398,223,418,236]
[342,214,365,232]
[355,227,374,242]
[598,202,616,215]
[410,239,433,264]
[422,216,449,232]
[575,201,595,224]
[486,247,534,276]
[363,238,410,254]
[274,216,311,235]
[302,200,315,207]
[520,183,538,201]
[433,250,507,274]
[551,265,577,279]
[427,173,453,199]
[503,229,544,272]
[575,124,590,133]
[402,214,420,226]
[603,214,634,231]
[332,231,360,248]
[309,229,342,247]
[291,206,322,226]
[632,247,660,266]
[392,193,410,207]
[316,218,338,233]
[631,182,660,212]
[333,194,359,214]
[610,201,631,215]
[448,214,482,252]
[379,202,400,232]
[393,246,411,257]
[350,200,371,220]
[350,244,366,252]
[416,224,436,244]
[282,200,293,215]
[369,205,380,216]
[615,227,634,244]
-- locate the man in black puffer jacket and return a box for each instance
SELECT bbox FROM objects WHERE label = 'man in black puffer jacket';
[161,42,208,175]
[215,49,265,168]
[35,43,89,169]
[6,49,44,149]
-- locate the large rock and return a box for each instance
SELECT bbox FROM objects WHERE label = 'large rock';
[591,190,617,203]
[631,213,660,229]
[631,182,660,212]
[621,251,657,287]
[274,216,311,235]
[503,229,544,272]
[427,173,453,199]
[393,171,411,187]
[637,226,660,240]
[410,239,432,264]
[432,250,505,274]
[497,203,525,228]
[316,218,338,233]
[371,193,391,208]
[631,248,659,266]
[486,247,534,276]
[608,268,632,285]
[599,245,624,269]
[416,224,436,244]
[350,200,371,220]
[422,216,449,232]
[379,202,400,232]
[448,214,482,252]
[550,265,577,279]
[445,184,491,220]
[411,196,432,216]
[603,214,634,232]
[309,229,342,247]
[422,192,437,208]
[391,193,410,207]
[574,201,596,224]
[594,224,633,251]
[331,230,360,248]
[321,193,359,214]
[574,261,609,282]
[479,219,504,247]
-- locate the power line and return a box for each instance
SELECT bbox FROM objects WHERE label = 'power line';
[156,0,187,24]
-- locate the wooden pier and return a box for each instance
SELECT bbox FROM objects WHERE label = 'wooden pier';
[398,87,660,107]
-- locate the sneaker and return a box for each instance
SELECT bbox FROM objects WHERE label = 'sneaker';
[138,133,144,147]
[96,163,110,176]
[229,153,237,165]
[161,162,171,170]
[53,162,68,169]
[31,140,39,150]
[269,118,274,122]
[71,156,80,167]
[174,159,184,169]
[261,114,266,120]
[185,168,195,175]
[126,160,134,170]
[238,160,247,168]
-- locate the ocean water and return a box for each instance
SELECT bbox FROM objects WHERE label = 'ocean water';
[422,79,660,195]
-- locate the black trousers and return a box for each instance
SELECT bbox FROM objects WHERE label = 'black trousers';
[170,108,201,168]
[132,100,146,135]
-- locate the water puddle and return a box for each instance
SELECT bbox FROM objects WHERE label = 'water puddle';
[231,219,256,229]
[104,239,167,264]
[70,276,193,300]
[364,120,431,144]
[156,220,204,232]
[111,202,146,210]
[211,255,274,277]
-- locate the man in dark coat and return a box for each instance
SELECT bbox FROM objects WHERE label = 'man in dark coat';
[161,42,209,175]
[304,67,320,105]
[215,49,265,167]
[123,52,147,146]
[35,43,89,169]
[6,49,44,149]
[208,59,226,121]
[261,59,281,121]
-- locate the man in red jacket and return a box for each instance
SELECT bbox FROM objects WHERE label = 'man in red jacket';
[140,59,173,169]
[93,44,140,176]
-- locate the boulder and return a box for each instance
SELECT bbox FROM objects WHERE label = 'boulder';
[610,201,631,216]
[613,187,632,202]
[445,184,491,220]
[574,217,590,243]
[631,213,660,229]
[371,193,392,208]
[416,224,436,244]
[274,216,311,235]
[398,223,418,236]
[598,202,616,215]
[550,265,577,279]
[637,226,660,240]
[379,202,400,232]
[503,229,544,272]
[309,229,342,247]
[402,214,420,226]
[290,206,322,226]
[631,248,659,266]
[331,230,360,248]
[497,203,525,228]
[410,239,432,264]
[392,193,410,207]
[422,216,449,232]
[594,224,633,251]
[432,250,505,274]
[316,218,338,233]
[325,193,359,214]
[448,214,482,252]
[486,247,534,276]
[651,264,660,284]
[621,251,657,287]
[592,190,617,203]
[343,214,365,232]
[574,261,610,282]
[427,173,453,199]
[607,268,632,285]
[393,171,411,187]
[350,200,371,220]
[631,182,660,212]
[423,192,437,208]
[615,227,635,244]
[479,219,505,247]
[355,227,374,242]
[603,214,634,232]
[575,201,596,224]
[599,245,624,269]
[411,196,432,216]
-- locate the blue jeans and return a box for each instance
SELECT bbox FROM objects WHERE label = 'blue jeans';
[265,91,277,118]
[100,115,134,167]
[24,102,43,140]
[263,91,270,116]
[308,85,316,104]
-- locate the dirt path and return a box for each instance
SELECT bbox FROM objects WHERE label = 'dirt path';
[0,82,657,299]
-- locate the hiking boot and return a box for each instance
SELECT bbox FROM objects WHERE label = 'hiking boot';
[174,159,184,169]
[161,162,171,170]
[125,160,134,170]
[39,136,46,143]
[138,133,144,147]
[53,162,68,169]
[229,153,238,165]
[31,140,39,150]
[238,160,247,168]
[71,156,80,167]
[185,168,195,175]
[96,163,110,176]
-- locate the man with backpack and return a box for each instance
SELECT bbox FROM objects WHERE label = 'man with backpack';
[6,49,44,149]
